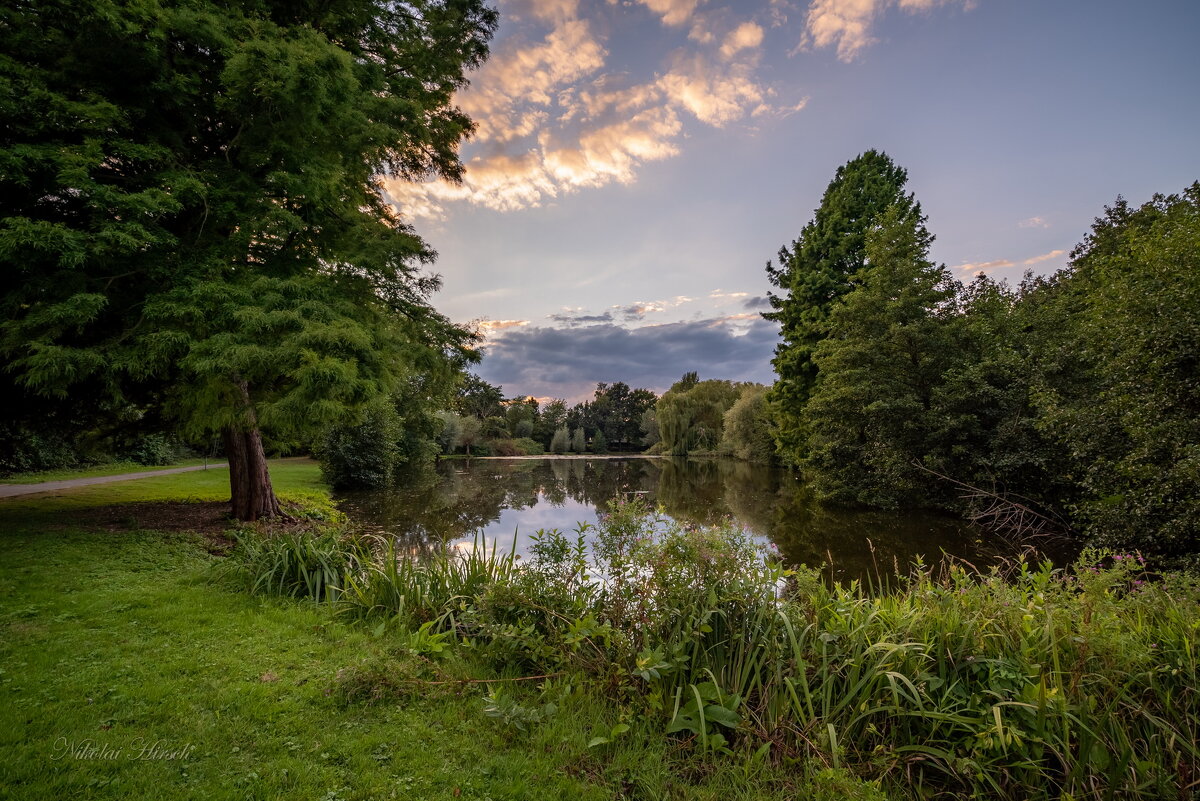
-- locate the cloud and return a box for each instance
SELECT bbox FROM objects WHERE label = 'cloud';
[1023,248,1066,265]
[613,295,696,320]
[954,248,1068,275]
[954,258,1015,274]
[546,310,615,326]
[386,1,801,219]
[542,106,684,188]
[457,18,607,142]
[630,0,703,27]
[659,53,766,126]
[478,319,531,332]
[1018,216,1050,229]
[720,21,766,59]
[477,316,781,400]
[800,0,971,62]
[742,295,771,309]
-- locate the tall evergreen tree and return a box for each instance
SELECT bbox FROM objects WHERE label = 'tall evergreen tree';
[764,150,925,465]
[0,0,497,518]
[802,203,958,508]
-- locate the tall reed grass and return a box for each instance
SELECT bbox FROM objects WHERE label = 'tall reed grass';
[241,500,1200,799]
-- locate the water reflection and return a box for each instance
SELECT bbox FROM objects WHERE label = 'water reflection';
[336,457,997,582]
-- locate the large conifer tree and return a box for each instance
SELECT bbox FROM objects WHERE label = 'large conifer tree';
[764,150,925,465]
[1,0,496,518]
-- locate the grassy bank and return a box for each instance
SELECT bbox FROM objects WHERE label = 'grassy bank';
[240,498,1200,800]
[0,462,881,800]
[4,465,1197,800]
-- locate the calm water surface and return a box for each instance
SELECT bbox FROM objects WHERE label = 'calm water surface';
[336,457,1001,582]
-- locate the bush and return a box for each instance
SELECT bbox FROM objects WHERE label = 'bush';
[514,437,545,455]
[315,401,403,489]
[488,438,523,456]
[331,504,1200,799]
[0,424,79,474]
[125,433,178,466]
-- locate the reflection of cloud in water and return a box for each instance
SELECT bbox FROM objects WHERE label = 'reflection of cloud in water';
[470,494,600,556]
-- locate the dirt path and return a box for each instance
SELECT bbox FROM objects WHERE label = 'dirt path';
[0,464,229,498]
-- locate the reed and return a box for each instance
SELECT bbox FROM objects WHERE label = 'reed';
[239,501,1200,799]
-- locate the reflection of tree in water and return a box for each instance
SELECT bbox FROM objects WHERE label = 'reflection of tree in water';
[337,461,536,544]
[338,457,992,583]
[654,459,727,525]
[766,480,987,584]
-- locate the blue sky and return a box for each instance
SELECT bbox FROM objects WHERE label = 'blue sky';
[384,0,1200,401]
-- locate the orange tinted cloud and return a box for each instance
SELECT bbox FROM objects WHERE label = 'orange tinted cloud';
[802,0,971,62]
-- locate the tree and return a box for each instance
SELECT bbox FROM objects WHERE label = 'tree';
[592,429,608,454]
[802,203,958,508]
[764,150,925,465]
[535,399,568,448]
[436,411,462,455]
[570,427,586,453]
[0,1,497,519]
[640,409,661,448]
[719,385,776,463]
[589,382,657,447]
[455,374,506,420]
[657,378,743,456]
[457,416,484,458]
[550,426,570,454]
[1033,185,1200,554]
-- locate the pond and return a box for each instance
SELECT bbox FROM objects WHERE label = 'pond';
[336,456,1005,583]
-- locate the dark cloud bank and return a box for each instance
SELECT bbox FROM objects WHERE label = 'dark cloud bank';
[477,317,780,401]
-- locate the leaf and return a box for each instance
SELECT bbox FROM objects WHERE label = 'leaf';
[702,705,740,729]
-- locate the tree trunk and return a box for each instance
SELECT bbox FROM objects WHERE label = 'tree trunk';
[224,426,283,521]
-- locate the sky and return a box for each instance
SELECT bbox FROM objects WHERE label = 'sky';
[383,0,1200,402]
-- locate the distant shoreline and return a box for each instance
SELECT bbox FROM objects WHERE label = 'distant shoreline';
[445,454,664,461]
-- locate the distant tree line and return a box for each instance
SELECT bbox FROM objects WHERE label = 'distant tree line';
[433,379,659,458]
[766,150,1199,558]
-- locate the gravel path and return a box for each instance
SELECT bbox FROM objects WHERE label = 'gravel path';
[0,464,228,498]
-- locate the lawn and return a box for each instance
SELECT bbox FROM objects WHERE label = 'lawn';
[0,459,212,484]
[0,461,876,801]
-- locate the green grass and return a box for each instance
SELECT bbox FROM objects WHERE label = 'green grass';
[0,462,884,801]
[0,459,324,527]
[0,458,211,484]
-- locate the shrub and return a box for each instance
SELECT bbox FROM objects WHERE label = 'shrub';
[514,437,545,455]
[314,400,402,489]
[488,438,522,456]
[0,424,78,474]
[328,505,1200,800]
[126,433,178,466]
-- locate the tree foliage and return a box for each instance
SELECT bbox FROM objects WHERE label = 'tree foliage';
[0,0,497,517]
[657,375,744,457]
[719,385,776,464]
[802,204,958,507]
[765,150,924,465]
[1033,186,1200,554]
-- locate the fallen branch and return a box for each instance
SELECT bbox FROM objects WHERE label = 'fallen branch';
[911,462,1070,544]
